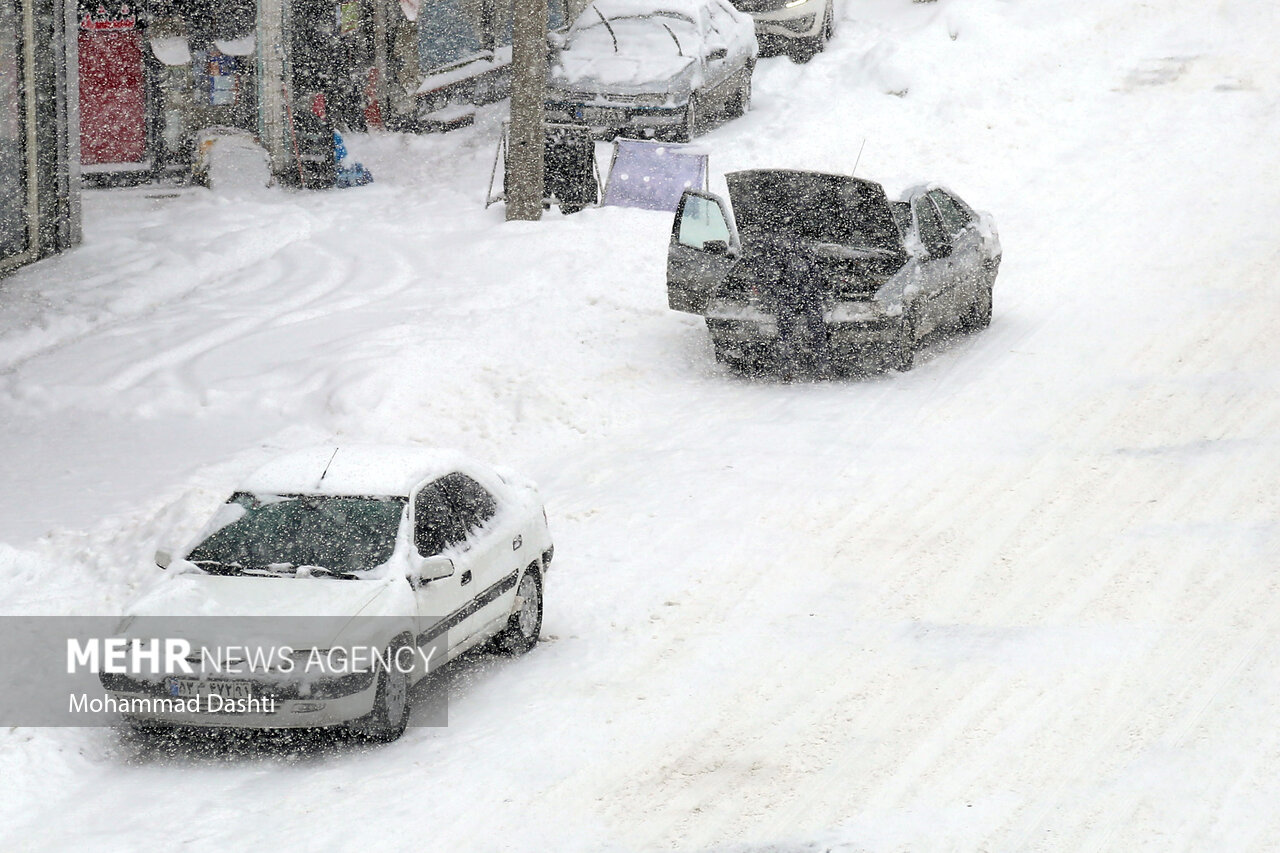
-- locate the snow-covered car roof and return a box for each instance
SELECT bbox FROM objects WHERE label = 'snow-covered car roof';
[899,182,960,202]
[239,446,492,498]
[582,0,704,23]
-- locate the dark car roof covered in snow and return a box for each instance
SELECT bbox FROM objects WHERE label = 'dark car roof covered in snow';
[726,170,904,255]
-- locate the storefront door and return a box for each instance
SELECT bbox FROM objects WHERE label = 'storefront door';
[78,3,147,165]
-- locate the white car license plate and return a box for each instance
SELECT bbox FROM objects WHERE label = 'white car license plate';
[574,106,613,122]
[167,678,254,701]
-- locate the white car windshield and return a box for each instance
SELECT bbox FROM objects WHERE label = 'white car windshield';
[186,492,406,576]
[571,13,698,55]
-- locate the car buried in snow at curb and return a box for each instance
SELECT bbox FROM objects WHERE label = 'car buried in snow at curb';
[99,446,553,742]
[727,0,835,64]
[666,170,1001,374]
[545,0,759,141]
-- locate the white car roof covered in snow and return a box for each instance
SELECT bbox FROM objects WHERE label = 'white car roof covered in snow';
[240,446,494,498]
[583,0,704,23]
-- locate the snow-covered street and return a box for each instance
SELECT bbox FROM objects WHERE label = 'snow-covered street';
[2,0,1279,848]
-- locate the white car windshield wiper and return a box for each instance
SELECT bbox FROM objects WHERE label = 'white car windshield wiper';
[193,560,357,579]
[260,563,359,579]
[659,22,684,56]
[593,8,619,52]
[190,559,243,575]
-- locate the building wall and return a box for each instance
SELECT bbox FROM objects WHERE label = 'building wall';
[1,0,80,276]
[412,0,570,121]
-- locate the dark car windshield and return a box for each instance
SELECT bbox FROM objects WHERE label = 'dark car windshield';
[187,493,407,575]
[727,170,904,253]
[889,200,912,240]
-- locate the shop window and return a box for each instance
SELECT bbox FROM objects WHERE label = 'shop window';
[491,0,567,48]
[418,0,565,72]
[419,0,484,71]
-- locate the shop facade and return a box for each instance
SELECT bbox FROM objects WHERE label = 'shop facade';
[2,0,80,275]
[70,0,590,190]
[76,0,415,183]
[413,0,573,124]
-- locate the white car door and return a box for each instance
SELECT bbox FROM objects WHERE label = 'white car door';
[434,471,526,644]
[408,478,481,657]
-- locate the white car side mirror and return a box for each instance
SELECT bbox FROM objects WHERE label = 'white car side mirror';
[155,549,173,569]
[408,555,455,587]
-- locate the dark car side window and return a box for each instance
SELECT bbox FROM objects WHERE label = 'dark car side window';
[412,482,467,557]
[437,472,498,533]
[928,190,973,238]
[413,473,498,556]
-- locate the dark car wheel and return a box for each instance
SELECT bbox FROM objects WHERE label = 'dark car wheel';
[361,640,411,742]
[496,567,543,656]
[893,312,917,372]
[729,69,752,118]
[966,283,993,331]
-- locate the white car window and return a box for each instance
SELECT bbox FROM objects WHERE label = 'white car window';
[708,1,736,35]
[704,6,723,37]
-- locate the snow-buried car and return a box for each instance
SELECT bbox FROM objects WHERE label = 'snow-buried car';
[666,170,1001,374]
[101,446,553,742]
[545,0,758,141]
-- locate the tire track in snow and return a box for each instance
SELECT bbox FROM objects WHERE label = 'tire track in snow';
[101,241,351,394]
[0,206,320,379]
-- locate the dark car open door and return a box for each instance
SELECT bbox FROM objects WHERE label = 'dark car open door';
[667,190,741,314]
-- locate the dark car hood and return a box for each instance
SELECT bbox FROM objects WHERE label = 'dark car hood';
[724,170,907,297]
[727,170,906,256]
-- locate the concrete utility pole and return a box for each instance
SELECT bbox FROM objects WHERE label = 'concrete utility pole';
[506,0,548,220]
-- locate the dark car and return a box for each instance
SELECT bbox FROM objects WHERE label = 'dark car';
[666,169,1001,373]
[727,0,835,64]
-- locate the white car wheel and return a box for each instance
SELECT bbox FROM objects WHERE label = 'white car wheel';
[497,568,543,655]
[362,640,411,742]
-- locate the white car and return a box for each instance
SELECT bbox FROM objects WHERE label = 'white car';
[100,446,553,742]
[727,0,834,63]
[545,0,759,141]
